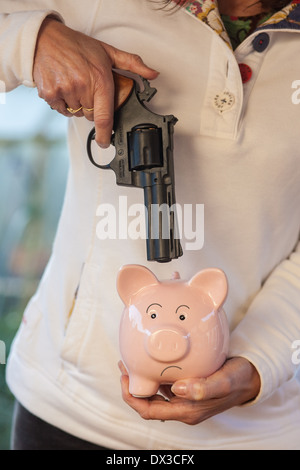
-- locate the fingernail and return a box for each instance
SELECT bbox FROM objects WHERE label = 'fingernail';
[171,382,187,396]
[98,143,110,149]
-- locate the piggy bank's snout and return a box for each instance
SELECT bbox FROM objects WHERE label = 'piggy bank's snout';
[146,328,189,363]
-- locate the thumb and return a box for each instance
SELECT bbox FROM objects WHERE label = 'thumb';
[171,372,230,402]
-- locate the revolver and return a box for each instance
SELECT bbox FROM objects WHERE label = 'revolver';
[87,73,183,263]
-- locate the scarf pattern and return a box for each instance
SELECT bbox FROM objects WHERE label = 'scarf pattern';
[184,0,300,48]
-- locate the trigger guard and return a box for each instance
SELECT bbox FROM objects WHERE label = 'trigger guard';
[86,127,111,169]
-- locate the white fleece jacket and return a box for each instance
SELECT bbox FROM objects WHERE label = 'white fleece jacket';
[1,0,300,450]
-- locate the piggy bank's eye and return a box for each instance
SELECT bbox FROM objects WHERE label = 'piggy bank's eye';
[146,303,162,319]
[176,305,190,321]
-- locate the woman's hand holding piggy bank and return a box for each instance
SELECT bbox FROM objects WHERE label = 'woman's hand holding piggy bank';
[117,265,261,425]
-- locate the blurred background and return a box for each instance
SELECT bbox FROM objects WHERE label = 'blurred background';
[0,85,69,449]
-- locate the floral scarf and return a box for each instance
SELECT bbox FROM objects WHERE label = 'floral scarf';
[184,0,300,48]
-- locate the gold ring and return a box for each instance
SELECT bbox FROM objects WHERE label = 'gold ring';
[66,106,83,114]
[83,107,94,112]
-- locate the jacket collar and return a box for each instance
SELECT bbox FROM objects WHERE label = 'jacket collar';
[184,1,300,48]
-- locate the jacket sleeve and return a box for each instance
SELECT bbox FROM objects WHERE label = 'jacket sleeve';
[0,10,63,91]
[229,239,300,405]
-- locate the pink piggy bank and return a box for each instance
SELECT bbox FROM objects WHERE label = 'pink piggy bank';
[117,265,230,397]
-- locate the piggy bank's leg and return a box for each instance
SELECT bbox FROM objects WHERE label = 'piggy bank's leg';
[129,376,159,398]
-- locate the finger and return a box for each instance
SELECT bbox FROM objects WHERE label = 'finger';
[82,107,94,122]
[63,93,84,118]
[101,42,159,80]
[93,71,114,148]
[48,99,72,117]
[118,360,128,376]
[121,374,173,420]
[37,76,83,117]
[120,373,133,402]
[78,88,95,121]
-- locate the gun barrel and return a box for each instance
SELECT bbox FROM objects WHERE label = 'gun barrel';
[143,173,182,263]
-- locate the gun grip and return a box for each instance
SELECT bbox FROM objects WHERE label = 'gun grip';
[113,72,134,110]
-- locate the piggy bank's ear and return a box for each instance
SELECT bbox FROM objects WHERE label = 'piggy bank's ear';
[188,268,228,309]
[117,264,159,306]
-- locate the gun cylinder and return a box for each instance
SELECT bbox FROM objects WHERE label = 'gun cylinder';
[128,124,163,170]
